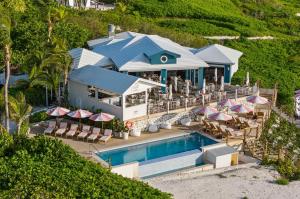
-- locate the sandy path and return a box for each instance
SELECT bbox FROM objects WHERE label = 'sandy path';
[145,164,300,199]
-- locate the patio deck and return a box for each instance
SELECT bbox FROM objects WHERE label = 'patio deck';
[30,122,244,160]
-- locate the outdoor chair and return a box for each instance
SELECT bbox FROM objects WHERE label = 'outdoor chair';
[148,124,159,133]
[209,123,219,136]
[202,120,211,133]
[55,122,68,136]
[87,127,101,142]
[77,125,91,140]
[99,129,112,143]
[66,123,79,138]
[44,121,57,135]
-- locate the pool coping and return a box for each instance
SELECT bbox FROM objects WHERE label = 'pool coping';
[94,130,219,154]
[93,130,221,168]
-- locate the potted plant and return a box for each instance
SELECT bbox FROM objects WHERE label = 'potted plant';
[120,122,129,140]
[112,119,122,138]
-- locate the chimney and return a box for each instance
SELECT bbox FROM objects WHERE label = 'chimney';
[108,24,115,39]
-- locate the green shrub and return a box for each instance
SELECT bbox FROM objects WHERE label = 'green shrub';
[0,135,171,198]
[277,159,296,179]
[275,178,289,185]
[29,111,49,123]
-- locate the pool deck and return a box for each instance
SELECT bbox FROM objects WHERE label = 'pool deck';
[30,122,244,161]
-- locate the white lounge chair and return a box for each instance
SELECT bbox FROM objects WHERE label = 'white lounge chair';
[66,124,78,138]
[44,121,56,135]
[181,117,191,126]
[87,127,101,142]
[148,124,158,133]
[161,122,172,130]
[99,129,112,143]
[55,122,68,136]
[77,125,91,140]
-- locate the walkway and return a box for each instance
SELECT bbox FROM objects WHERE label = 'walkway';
[203,36,275,40]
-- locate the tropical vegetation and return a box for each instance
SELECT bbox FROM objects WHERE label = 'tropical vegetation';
[0,133,171,198]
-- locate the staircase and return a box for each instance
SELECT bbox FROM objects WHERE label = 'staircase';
[243,139,264,160]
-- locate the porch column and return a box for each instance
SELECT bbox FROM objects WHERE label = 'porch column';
[191,69,195,85]
[198,67,205,89]
[185,70,191,81]
[161,69,167,93]
[224,65,231,84]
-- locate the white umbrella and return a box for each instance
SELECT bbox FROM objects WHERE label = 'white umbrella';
[202,78,206,94]
[168,84,173,100]
[246,72,250,87]
[220,76,224,91]
[174,76,178,92]
[185,80,190,97]
[214,68,218,83]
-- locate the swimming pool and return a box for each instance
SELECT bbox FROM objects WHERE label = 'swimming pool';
[97,132,217,166]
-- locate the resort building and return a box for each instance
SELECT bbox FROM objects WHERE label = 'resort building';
[68,28,243,121]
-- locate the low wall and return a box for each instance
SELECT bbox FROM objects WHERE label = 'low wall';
[111,162,139,179]
[139,149,203,178]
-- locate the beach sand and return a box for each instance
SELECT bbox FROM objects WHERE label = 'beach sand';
[145,163,300,199]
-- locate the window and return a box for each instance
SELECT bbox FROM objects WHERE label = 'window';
[125,91,146,108]
[88,86,96,98]
[160,55,168,63]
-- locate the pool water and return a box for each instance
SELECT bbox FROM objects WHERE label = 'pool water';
[98,132,217,166]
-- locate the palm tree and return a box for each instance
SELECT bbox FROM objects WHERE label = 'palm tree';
[0,0,26,133]
[43,37,72,101]
[47,6,67,42]
[9,92,32,134]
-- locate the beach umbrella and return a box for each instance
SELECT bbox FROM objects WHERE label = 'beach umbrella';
[218,99,238,108]
[220,76,224,91]
[246,95,268,104]
[174,76,178,92]
[202,78,206,94]
[208,112,232,121]
[168,84,173,100]
[46,107,70,117]
[246,72,250,87]
[214,68,218,84]
[295,90,300,95]
[230,104,253,114]
[89,112,115,131]
[185,80,190,97]
[68,109,93,119]
[194,106,218,117]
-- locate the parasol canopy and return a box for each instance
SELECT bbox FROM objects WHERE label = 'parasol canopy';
[246,95,268,104]
[230,104,253,113]
[194,106,218,116]
[208,112,233,121]
[89,112,115,122]
[46,107,70,117]
[67,109,93,119]
[218,99,238,108]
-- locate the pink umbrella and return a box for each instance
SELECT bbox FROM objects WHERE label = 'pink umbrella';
[194,106,218,116]
[46,107,70,116]
[218,99,238,108]
[246,95,268,104]
[208,112,233,121]
[295,93,300,98]
[67,109,93,119]
[89,112,115,130]
[295,90,300,94]
[89,112,115,122]
[230,104,253,113]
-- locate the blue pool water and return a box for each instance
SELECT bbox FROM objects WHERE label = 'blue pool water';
[97,132,217,166]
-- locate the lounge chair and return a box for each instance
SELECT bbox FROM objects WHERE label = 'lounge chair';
[202,120,211,133]
[244,121,259,129]
[99,129,112,143]
[225,128,244,137]
[148,124,159,133]
[66,123,79,138]
[209,122,219,136]
[87,127,101,142]
[55,122,68,136]
[44,121,56,135]
[161,122,172,129]
[77,125,91,140]
[181,117,191,126]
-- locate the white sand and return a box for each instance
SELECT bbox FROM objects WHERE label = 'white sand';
[145,163,300,199]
